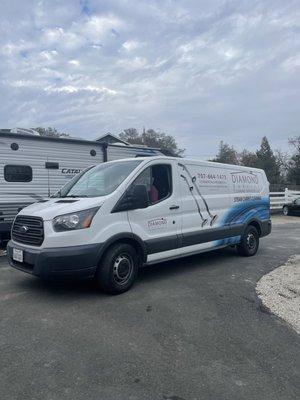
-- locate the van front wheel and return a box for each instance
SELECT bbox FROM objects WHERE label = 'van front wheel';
[96,243,138,294]
[237,226,259,257]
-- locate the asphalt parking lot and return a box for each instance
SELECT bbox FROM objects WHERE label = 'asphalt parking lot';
[0,216,300,400]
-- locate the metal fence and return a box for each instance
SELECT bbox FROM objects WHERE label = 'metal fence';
[270,188,300,210]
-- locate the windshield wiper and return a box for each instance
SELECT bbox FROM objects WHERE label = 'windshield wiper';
[50,189,61,198]
[63,194,89,198]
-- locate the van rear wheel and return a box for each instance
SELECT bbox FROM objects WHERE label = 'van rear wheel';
[237,226,259,257]
[96,243,138,294]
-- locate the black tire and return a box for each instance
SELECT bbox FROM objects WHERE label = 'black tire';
[95,243,138,294]
[237,226,259,257]
[283,206,289,216]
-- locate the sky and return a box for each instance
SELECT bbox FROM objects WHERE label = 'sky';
[0,0,299,158]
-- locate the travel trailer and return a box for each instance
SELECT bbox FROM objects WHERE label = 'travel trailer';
[0,131,160,244]
[7,156,271,294]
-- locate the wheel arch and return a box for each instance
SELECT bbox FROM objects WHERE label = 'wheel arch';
[96,233,147,266]
[244,218,262,237]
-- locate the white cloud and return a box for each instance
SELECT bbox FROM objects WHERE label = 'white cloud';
[0,0,299,156]
[219,46,240,60]
[281,54,300,72]
[79,14,125,42]
[42,27,64,44]
[117,56,148,70]
[44,85,117,96]
[2,43,18,56]
[1,39,34,56]
[122,40,140,52]
[39,50,58,61]
[6,80,38,88]
[42,27,85,50]
[69,59,80,66]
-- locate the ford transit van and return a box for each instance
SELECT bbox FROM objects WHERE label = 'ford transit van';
[7,157,271,294]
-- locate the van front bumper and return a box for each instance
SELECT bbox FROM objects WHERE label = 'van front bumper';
[7,241,100,279]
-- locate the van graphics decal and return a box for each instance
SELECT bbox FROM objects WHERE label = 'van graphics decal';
[178,163,269,248]
[233,195,262,203]
[215,196,269,247]
[178,163,218,227]
[192,172,228,188]
[230,171,262,193]
[148,218,167,230]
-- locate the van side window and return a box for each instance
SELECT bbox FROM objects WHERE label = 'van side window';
[132,164,172,205]
[4,165,33,183]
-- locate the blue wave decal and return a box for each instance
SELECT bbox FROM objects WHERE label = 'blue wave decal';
[214,196,269,247]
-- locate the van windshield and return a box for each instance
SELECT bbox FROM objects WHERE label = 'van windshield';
[55,160,141,198]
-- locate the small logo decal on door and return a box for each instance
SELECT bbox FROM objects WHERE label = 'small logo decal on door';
[148,218,167,230]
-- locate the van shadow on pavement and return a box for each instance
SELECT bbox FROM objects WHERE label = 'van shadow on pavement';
[10,247,237,299]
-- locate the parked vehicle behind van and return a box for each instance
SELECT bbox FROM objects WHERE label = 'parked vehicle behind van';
[7,157,271,294]
[282,197,300,216]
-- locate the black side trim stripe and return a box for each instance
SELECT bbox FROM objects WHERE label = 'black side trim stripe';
[146,225,244,255]
[146,235,178,254]
[230,223,244,237]
[182,225,238,247]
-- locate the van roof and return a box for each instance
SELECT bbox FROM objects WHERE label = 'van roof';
[110,156,265,173]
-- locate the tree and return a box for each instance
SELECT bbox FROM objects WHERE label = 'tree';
[287,136,300,185]
[274,150,289,183]
[119,128,184,157]
[239,149,259,167]
[212,141,238,165]
[33,127,69,138]
[119,128,141,145]
[254,136,282,184]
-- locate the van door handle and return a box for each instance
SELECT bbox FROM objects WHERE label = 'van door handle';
[169,205,180,210]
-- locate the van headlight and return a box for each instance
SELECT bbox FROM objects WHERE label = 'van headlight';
[53,207,99,232]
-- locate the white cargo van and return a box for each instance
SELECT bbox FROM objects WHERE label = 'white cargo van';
[7,157,271,294]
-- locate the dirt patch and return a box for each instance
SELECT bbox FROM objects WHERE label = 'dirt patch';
[256,255,300,334]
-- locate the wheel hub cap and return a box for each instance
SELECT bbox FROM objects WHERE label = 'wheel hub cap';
[113,254,133,285]
[247,233,256,250]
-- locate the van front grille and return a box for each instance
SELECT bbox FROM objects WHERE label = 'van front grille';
[12,216,44,246]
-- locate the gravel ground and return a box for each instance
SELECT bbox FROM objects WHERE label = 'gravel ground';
[271,214,300,225]
[0,215,299,400]
[257,255,300,334]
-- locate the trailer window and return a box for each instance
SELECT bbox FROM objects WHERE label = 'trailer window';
[4,165,32,182]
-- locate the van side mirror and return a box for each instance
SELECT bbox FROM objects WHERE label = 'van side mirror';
[112,184,149,212]
[130,184,149,209]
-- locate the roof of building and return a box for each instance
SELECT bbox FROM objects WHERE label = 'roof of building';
[95,133,129,145]
[0,130,161,151]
